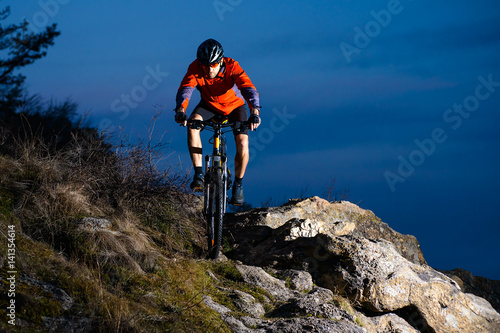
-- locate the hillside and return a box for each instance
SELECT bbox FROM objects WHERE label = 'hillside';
[1,121,500,332]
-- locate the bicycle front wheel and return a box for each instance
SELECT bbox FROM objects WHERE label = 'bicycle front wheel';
[207,169,224,259]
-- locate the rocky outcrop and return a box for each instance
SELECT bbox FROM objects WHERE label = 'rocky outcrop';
[441,268,500,313]
[12,195,498,332]
[204,264,418,333]
[227,196,425,265]
[224,197,500,333]
[318,235,500,332]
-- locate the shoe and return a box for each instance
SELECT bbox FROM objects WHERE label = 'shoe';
[230,183,244,205]
[190,174,204,192]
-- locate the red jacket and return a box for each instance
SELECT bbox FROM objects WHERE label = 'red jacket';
[176,57,260,115]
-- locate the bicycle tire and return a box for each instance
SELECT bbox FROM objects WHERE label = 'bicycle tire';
[207,168,224,259]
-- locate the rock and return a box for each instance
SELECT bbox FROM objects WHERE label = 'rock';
[18,275,93,332]
[203,295,232,315]
[209,265,367,333]
[78,217,112,231]
[317,234,500,333]
[259,317,366,333]
[205,262,373,332]
[235,265,295,302]
[20,275,74,311]
[223,315,260,333]
[441,268,500,313]
[464,293,500,325]
[228,197,360,232]
[229,289,266,318]
[239,316,263,329]
[226,197,500,332]
[212,253,229,263]
[203,295,263,333]
[231,232,500,331]
[278,269,313,292]
[226,220,326,270]
[349,212,426,266]
[368,313,419,333]
[269,286,355,323]
[227,196,426,265]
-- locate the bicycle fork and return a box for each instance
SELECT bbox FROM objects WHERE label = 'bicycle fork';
[204,154,229,217]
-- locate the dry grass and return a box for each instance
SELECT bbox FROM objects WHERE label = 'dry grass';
[0,111,223,331]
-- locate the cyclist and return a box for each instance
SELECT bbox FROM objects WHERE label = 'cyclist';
[174,39,261,205]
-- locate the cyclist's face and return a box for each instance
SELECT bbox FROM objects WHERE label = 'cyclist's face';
[202,61,221,79]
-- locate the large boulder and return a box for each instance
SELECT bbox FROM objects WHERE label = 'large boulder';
[227,196,425,265]
[225,197,500,333]
[317,234,500,333]
[441,268,500,314]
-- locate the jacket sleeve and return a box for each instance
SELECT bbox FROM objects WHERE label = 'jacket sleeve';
[231,61,260,110]
[176,62,198,109]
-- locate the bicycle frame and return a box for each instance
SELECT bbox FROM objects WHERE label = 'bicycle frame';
[188,116,242,258]
[203,118,232,216]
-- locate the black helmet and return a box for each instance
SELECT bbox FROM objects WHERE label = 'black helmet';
[197,39,224,65]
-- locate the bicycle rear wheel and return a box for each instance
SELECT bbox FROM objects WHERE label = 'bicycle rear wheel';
[207,169,224,259]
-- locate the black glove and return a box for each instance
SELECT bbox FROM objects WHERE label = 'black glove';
[175,112,187,123]
[248,114,260,124]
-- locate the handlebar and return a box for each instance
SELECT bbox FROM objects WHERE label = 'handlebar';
[187,118,250,131]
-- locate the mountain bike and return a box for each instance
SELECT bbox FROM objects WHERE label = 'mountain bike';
[188,116,249,259]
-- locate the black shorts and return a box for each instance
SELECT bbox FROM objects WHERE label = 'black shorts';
[191,100,249,135]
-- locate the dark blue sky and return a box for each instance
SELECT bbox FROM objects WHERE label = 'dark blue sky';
[10,1,500,279]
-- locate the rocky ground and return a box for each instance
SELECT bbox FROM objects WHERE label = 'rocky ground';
[213,196,500,333]
[2,196,499,332]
